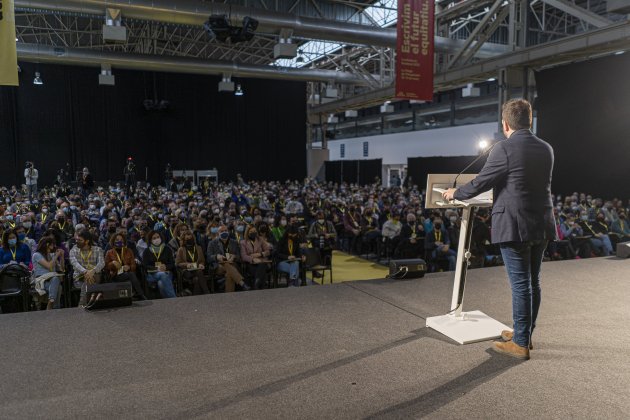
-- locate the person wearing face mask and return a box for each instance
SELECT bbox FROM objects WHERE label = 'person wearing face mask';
[207,225,249,292]
[176,231,209,295]
[104,232,146,300]
[14,225,36,255]
[611,211,630,241]
[271,217,288,243]
[307,211,337,249]
[69,229,105,306]
[32,237,65,309]
[240,226,272,290]
[54,211,74,243]
[277,225,306,287]
[398,213,425,258]
[425,217,457,271]
[0,229,32,268]
[142,231,176,298]
[580,211,613,256]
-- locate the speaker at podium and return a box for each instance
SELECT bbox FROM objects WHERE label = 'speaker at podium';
[424,174,510,345]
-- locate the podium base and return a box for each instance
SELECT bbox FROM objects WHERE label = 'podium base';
[426,310,512,345]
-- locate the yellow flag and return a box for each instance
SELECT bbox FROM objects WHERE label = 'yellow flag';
[0,0,19,86]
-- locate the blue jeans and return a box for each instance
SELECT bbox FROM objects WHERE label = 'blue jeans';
[432,248,457,271]
[500,240,547,348]
[44,276,62,309]
[146,271,176,298]
[278,260,301,286]
[589,235,612,256]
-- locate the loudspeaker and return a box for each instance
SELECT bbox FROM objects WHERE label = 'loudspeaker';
[616,241,630,258]
[388,259,427,279]
[85,282,133,310]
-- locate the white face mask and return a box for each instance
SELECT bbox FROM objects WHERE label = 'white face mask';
[280,220,287,227]
[449,216,457,223]
[152,238,162,246]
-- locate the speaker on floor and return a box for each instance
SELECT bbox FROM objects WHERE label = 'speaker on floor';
[85,282,133,310]
[388,259,427,279]
[616,241,630,258]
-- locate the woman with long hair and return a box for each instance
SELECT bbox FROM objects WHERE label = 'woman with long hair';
[32,237,65,309]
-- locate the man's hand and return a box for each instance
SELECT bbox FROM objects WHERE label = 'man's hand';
[123,265,130,272]
[442,188,457,201]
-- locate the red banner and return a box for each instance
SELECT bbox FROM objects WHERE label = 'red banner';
[395,0,434,101]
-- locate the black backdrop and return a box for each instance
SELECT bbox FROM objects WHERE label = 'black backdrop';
[536,53,630,198]
[0,62,306,186]
[325,159,382,185]
[407,155,486,191]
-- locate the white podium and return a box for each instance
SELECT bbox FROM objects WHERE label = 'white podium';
[424,174,511,344]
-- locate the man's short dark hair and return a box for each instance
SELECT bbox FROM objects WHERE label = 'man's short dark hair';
[502,99,532,130]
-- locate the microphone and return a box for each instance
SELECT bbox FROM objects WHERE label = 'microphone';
[452,141,500,188]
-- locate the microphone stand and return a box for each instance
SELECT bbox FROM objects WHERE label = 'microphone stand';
[452,142,499,188]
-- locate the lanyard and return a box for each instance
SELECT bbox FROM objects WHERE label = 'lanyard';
[80,248,93,270]
[435,229,441,242]
[115,248,125,264]
[59,222,65,231]
[288,240,294,256]
[187,247,196,262]
[41,214,47,223]
[9,247,17,261]
[151,245,163,263]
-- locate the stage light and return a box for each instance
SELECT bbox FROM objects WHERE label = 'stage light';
[478,140,489,149]
[234,84,244,96]
[33,72,43,85]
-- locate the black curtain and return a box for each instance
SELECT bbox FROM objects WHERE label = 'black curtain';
[0,62,306,185]
[535,53,630,198]
[325,159,381,185]
[407,155,486,192]
[358,159,382,185]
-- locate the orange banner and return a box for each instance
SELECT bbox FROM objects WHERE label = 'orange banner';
[395,0,433,101]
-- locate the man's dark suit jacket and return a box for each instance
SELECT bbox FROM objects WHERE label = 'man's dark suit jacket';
[206,238,241,269]
[454,129,558,244]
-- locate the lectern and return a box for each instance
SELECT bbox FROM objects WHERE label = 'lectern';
[424,174,511,344]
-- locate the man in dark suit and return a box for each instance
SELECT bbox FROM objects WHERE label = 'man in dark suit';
[207,225,250,292]
[442,99,556,360]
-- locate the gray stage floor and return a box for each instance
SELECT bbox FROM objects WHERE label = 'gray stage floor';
[1,257,629,419]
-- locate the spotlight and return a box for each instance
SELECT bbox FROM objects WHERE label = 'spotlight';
[478,140,489,150]
[33,72,43,85]
[204,14,258,44]
[234,84,244,96]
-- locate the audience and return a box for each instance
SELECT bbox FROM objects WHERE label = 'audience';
[0,175,627,312]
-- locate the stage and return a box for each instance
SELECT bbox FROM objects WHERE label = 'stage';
[1,257,629,419]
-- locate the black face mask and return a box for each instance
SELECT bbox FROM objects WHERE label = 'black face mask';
[434,223,442,230]
[186,239,195,246]
[248,233,257,240]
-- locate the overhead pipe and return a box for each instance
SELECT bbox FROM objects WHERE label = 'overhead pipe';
[15,0,509,56]
[16,43,369,84]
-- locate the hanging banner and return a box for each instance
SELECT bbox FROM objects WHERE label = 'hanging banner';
[0,0,19,86]
[395,0,434,101]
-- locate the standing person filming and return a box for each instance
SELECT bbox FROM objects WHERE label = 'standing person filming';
[24,161,38,200]
[442,99,557,360]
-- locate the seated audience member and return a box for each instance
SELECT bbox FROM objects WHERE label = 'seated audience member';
[168,222,189,253]
[343,205,362,252]
[69,229,105,306]
[271,216,288,243]
[360,207,382,250]
[0,229,32,268]
[307,210,336,263]
[207,225,249,292]
[142,231,176,298]
[398,213,425,258]
[14,224,36,255]
[31,237,65,309]
[276,225,305,287]
[579,211,613,256]
[176,231,209,295]
[611,211,630,241]
[425,216,457,271]
[560,214,591,258]
[381,212,402,257]
[240,225,272,290]
[447,213,461,250]
[104,232,146,300]
[55,211,74,243]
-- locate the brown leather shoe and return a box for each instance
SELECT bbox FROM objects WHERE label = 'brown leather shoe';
[492,340,530,360]
[501,330,533,350]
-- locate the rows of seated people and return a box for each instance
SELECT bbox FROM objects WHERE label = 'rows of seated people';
[0,179,628,312]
